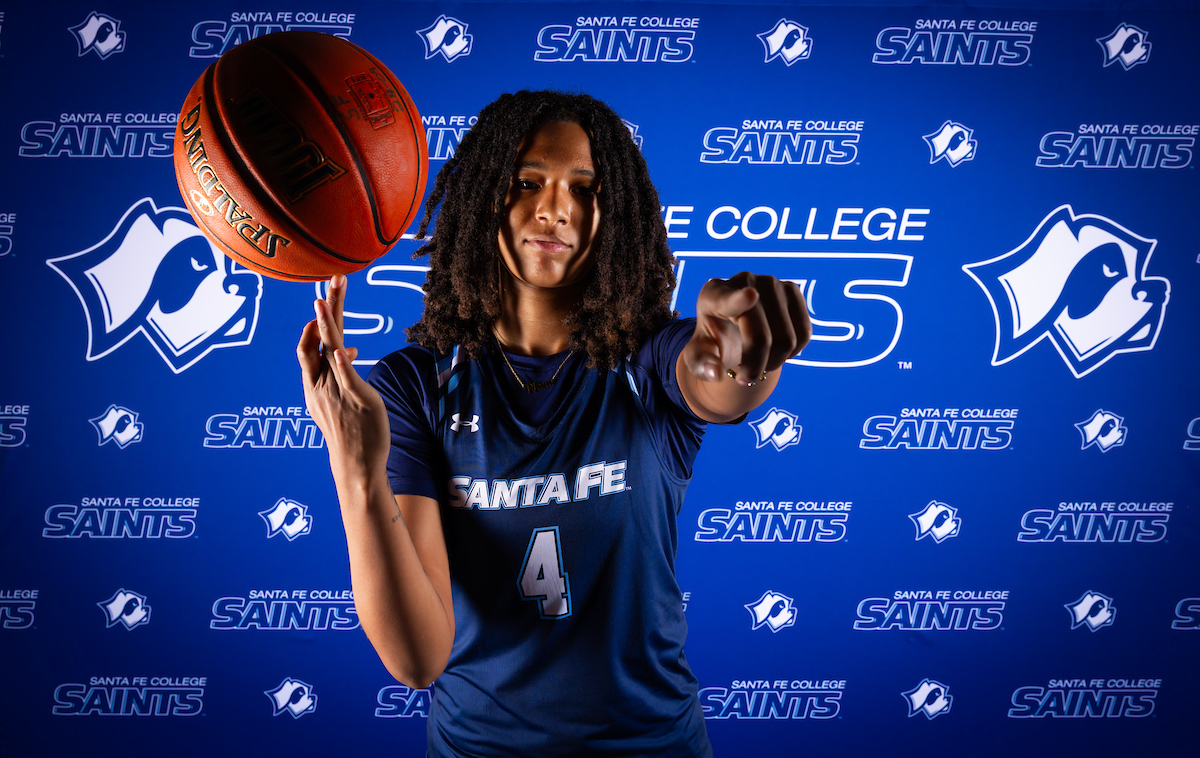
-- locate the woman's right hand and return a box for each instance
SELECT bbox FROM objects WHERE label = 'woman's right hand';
[297,275,390,484]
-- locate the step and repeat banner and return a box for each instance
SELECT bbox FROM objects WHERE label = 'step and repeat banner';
[1,1,1197,755]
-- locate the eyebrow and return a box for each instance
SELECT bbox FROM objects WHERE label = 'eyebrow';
[515,160,596,179]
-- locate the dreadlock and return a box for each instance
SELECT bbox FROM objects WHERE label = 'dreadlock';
[405,90,677,370]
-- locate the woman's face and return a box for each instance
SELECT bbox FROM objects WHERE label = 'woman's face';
[497,120,601,291]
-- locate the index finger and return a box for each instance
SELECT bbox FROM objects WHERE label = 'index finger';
[698,277,760,321]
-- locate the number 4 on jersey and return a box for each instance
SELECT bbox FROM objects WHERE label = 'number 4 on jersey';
[518,527,571,619]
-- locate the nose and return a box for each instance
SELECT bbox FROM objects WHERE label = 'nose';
[1132,278,1168,305]
[534,182,571,226]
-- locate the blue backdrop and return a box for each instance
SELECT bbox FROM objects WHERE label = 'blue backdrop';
[1,1,1197,756]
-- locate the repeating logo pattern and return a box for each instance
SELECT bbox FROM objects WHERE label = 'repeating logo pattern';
[0,3,1195,752]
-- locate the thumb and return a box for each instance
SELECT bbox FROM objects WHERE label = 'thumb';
[681,330,723,382]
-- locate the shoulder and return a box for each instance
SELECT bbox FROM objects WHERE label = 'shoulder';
[628,317,695,379]
[367,344,443,405]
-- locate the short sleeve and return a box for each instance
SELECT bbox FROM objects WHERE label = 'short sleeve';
[629,318,708,480]
[366,347,443,502]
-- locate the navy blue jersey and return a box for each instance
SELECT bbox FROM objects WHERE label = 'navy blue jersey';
[368,319,713,757]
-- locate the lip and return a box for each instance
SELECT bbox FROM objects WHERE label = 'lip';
[526,235,571,253]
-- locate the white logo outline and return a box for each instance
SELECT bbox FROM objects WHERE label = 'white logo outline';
[47,198,263,374]
[259,498,313,541]
[749,407,801,451]
[1066,590,1116,631]
[903,679,952,719]
[265,678,318,718]
[1097,24,1151,70]
[745,590,797,633]
[418,15,473,62]
[909,501,961,543]
[90,404,144,448]
[963,205,1168,378]
[758,18,812,65]
[98,588,151,630]
[69,12,126,59]
[923,120,977,167]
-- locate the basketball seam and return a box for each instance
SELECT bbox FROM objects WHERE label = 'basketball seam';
[204,60,373,267]
[253,34,410,249]
[356,45,426,242]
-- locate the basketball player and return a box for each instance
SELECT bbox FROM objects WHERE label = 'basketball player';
[298,90,810,756]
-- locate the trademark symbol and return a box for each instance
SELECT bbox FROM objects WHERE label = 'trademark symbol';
[897,361,913,370]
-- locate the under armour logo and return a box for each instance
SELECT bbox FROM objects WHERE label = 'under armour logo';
[450,413,479,432]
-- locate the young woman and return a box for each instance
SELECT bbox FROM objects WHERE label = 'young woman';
[298,90,810,756]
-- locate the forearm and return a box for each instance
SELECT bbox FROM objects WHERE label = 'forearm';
[334,465,454,689]
[300,280,454,688]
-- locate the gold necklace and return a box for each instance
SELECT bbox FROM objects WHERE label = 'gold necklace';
[495,337,574,392]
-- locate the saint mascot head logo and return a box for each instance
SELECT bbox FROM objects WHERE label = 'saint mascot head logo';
[48,199,262,373]
[963,205,1168,378]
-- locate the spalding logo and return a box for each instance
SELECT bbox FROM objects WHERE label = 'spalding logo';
[963,205,1168,378]
[48,199,262,373]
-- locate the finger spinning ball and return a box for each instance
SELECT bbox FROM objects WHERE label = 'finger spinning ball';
[174,31,427,281]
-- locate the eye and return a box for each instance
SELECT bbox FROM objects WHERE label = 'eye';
[191,257,211,272]
[514,178,539,191]
[573,184,598,197]
[1102,263,1119,278]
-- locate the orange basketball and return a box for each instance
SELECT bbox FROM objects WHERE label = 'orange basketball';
[173,31,427,282]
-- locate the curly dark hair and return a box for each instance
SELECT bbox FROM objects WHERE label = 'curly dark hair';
[405,90,677,369]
